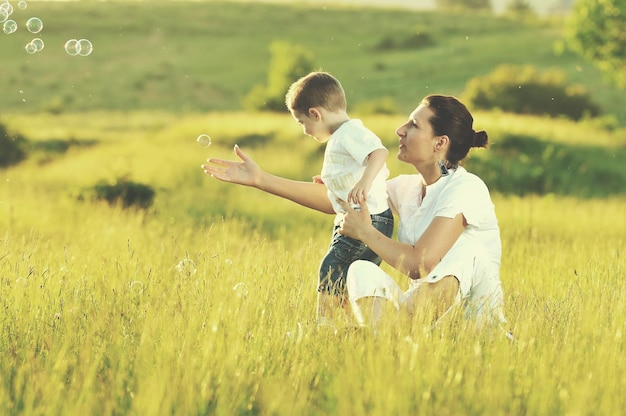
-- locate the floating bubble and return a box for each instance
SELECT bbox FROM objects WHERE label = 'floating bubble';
[129,280,144,296]
[0,9,8,24]
[26,17,42,34]
[24,42,36,54]
[30,37,44,52]
[64,38,79,56]
[2,19,16,34]
[196,134,211,148]
[175,258,197,277]
[232,282,248,298]
[0,2,13,17]
[77,39,93,56]
[77,38,93,56]
[17,1,27,10]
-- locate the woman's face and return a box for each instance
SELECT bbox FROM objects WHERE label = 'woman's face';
[395,105,438,165]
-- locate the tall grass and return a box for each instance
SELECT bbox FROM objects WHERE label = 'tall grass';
[1,110,625,414]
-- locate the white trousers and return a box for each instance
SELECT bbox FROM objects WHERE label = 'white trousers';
[346,240,506,326]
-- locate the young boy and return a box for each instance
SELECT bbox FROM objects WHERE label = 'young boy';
[285,71,394,326]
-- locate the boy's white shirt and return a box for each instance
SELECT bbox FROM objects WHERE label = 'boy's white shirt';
[320,119,390,223]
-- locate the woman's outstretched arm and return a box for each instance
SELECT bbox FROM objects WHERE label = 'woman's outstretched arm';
[201,145,335,215]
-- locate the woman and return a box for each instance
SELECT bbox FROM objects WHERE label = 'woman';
[338,95,505,328]
[202,94,506,329]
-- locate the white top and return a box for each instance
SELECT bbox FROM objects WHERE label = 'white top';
[386,167,501,271]
[321,119,390,220]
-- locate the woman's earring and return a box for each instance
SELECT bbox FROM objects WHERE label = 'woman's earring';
[438,159,449,176]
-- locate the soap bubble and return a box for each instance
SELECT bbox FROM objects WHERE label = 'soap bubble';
[0,2,13,17]
[129,280,144,296]
[196,134,211,148]
[232,282,249,298]
[24,42,37,54]
[175,258,197,277]
[26,17,42,34]
[64,39,79,56]
[29,37,44,52]
[17,1,27,10]
[0,9,9,23]
[77,38,93,56]
[2,19,16,34]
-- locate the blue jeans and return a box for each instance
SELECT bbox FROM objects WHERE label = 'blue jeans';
[318,208,394,297]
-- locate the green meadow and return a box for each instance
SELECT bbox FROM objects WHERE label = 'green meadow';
[1,1,626,123]
[1,1,626,415]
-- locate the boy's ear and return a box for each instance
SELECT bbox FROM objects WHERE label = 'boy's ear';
[308,108,322,120]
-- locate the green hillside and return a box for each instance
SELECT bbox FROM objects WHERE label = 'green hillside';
[1,1,624,124]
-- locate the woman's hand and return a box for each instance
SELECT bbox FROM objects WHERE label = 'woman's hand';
[336,197,374,242]
[201,145,261,187]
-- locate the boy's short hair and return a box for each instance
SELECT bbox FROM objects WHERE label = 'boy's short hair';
[285,71,347,114]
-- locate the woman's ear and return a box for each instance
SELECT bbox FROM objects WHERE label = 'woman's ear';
[435,135,449,150]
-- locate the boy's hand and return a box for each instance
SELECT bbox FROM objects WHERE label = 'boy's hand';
[201,145,260,187]
[312,175,324,184]
[347,178,371,205]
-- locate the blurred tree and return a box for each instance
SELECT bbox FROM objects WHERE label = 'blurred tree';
[565,0,626,89]
[244,41,315,112]
[505,0,535,15]
[435,0,492,11]
[80,176,155,209]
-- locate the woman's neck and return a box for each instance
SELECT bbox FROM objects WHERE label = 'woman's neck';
[418,164,442,186]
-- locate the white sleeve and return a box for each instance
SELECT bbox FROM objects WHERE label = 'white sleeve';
[436,174,493,227]
[341,131,386,165]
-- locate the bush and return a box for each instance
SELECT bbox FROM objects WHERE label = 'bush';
[462,64,601,120]
[80,176,155,209]
[373,26,434,51]
[0,123,28,168]
[464,133,626,197]
[435,0,492,11]
[243,41,315,112]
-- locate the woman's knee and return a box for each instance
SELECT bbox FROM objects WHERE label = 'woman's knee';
[346,260,374,292]
[435,275,460,304]
[405,275,460,320]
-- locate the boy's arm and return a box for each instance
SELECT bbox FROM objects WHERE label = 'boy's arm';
[203,145,335,214]
[347,147,388,204]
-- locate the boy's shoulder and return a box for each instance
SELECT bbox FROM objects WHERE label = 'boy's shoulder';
[337,119,380,138]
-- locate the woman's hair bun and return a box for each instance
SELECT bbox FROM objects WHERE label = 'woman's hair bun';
[472,130,488,148]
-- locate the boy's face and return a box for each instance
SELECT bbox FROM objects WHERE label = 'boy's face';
[291,109,328,142]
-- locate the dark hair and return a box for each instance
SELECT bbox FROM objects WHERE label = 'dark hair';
[285,71,347,114]
[421,94,488,167]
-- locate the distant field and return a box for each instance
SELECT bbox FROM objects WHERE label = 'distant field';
[1,1,624,124]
